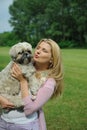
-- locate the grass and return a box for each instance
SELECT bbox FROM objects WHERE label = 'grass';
[0,47,87,130]
[44,49,87,130]
[0,47,11,70]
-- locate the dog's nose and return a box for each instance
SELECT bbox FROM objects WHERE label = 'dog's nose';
[24,53,32,58]
[24,52,29,56]
[25,53,28,56]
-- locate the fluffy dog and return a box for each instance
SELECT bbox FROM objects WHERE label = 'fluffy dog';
[0,42,48,107]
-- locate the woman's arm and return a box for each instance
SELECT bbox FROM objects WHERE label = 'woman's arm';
[11,63,56,115]
[23,78,56,115]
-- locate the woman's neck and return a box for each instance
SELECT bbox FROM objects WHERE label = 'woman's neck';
[34,63,49,71]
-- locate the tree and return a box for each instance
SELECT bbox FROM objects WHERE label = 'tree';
[9,0,87,48]
[9,0,50,46]
[0,32,19,46]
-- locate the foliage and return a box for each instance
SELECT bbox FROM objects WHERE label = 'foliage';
[0,32,19,46]
[8,0,87,48]
[0,0,87,48]
[59,40,78,48]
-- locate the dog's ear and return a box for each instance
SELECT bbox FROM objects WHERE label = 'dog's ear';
[9,45,17,60]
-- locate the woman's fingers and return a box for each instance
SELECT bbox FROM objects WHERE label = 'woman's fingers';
[6,103,15,108]
[0,96,15,108]
[11,63,24,81]
[11,63,19,77]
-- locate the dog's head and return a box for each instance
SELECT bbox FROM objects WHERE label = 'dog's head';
[9,42,33,64]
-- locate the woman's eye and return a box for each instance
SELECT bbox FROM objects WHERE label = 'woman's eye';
[36,46,40,50]
[42,49,48,53]
[36,46,48,53]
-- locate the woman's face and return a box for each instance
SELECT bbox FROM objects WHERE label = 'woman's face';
[34,41,52,67]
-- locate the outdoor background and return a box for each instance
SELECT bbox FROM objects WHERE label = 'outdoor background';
[0,0,87,130]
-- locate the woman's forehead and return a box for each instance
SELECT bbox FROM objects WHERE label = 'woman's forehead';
[40,41,51,47]
[39,42,51,51]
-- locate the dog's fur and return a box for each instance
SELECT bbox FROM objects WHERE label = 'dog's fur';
[0,42,48,107]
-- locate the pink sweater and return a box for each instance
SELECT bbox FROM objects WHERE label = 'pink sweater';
[23,78,56,130]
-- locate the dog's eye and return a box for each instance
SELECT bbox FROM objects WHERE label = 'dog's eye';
[22,50,24,53]
[18,52,22,54]
[27,50,31,54]
[18,51,24,54]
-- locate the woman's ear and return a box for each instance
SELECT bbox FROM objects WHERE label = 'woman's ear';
[50,57,53,63]
[49,58,53,68]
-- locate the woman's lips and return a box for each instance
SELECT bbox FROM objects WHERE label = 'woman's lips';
[34,54,39,58]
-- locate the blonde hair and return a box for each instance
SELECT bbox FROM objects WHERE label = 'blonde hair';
[36,38,63,97]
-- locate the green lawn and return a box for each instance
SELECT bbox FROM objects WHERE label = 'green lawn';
[0,47,11,70]
[44,49,87,130]
[0,47,87,130]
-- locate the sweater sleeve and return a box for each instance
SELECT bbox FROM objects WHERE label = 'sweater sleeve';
[23,78,56,115]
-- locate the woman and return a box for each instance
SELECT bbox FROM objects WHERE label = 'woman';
[0,38,63,130]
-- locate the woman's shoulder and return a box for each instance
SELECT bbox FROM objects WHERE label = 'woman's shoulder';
[44,78,56,91]
[47,77,56,83]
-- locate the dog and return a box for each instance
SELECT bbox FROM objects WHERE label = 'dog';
[0,42,48,107]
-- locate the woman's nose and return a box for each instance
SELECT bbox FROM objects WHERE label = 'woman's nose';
[36,49,41,54]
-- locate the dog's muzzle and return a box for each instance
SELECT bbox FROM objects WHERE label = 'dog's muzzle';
[19,52,32,64]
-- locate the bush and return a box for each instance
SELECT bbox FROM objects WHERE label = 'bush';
[59,40,78,48]
[0,32,19,47]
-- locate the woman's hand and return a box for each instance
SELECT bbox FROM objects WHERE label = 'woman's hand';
[11,63,25,82]
[11,63,29,98]
[0,96,14,108]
